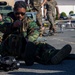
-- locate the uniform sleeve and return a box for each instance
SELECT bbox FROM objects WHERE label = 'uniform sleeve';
[0,17,12,33]
[27,21,40,42]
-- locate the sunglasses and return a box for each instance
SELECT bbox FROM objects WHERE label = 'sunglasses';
[15,12,25,16]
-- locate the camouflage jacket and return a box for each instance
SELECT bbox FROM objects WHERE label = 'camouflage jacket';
[0,12,39,42]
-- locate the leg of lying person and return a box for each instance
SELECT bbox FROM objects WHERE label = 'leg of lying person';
[23,41,37,66]
[50,44,72,65]
[35,43,72,65]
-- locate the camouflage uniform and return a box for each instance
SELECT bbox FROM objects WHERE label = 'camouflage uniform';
[0,12,39,57]
[0,13,56,65]
[33,0,42,26]
[0,13,55,64]
[0,12,39,42]
[46,0,57,32]
[0,12,55,65]
[32,0,43,36]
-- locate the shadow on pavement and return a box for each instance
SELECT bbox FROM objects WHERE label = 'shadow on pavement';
[8,59,75,75]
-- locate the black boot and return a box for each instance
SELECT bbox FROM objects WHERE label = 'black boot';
[51,44,72,64]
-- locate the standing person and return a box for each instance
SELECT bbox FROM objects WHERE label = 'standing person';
[25,0,33,12]
[31,0,46,36]
[43,3,47,20]
[42,0,60,35]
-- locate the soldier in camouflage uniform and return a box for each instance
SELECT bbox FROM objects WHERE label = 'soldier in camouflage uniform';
[0,1,72,65]
[0,1,40,65]
[31,0,46,36]
[42,0,60,35]
[31,0,42,26]
[2,1,39,42]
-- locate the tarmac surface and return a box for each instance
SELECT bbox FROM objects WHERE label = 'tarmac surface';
[0,27,75,75]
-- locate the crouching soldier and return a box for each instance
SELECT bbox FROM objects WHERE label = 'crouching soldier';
[0,1,39,66]
[0,1,72,66]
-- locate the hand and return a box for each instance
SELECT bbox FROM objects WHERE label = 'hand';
[57,14,60,19]
[0,14,2,21]
[40,26,45,31]
[13,20,22,27]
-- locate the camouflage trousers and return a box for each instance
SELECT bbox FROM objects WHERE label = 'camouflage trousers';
[35,43,59,65]
[0,34,60,65]
[36,13,44,36]
[36,12,42,26]
[35,5,42,25]
[47,11,56,32]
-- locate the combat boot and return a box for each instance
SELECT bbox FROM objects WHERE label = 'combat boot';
[51,44,72,65]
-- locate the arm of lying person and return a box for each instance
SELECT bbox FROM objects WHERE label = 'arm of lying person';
[0,17,12,33]
[27,21,40,42]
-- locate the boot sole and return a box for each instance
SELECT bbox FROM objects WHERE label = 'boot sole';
[51,44,72,65]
